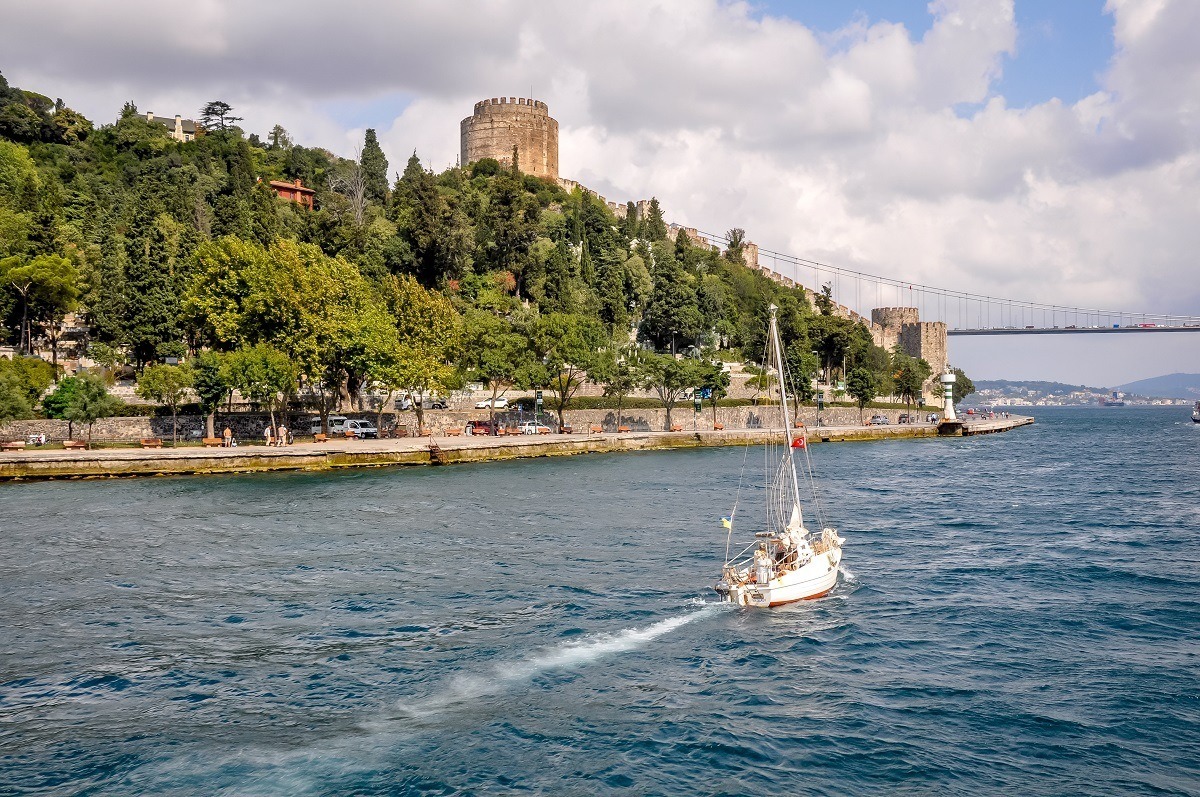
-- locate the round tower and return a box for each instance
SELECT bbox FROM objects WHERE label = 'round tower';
[871,307,920,331]
[460,97,559,180]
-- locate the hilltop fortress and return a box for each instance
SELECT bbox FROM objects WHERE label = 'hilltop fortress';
[459,97,947,402]
[461,97,559,180]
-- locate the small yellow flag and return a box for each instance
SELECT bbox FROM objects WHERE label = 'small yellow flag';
[721,517,732,529]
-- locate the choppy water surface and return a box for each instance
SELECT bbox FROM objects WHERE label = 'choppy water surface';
[1,407,1198,795]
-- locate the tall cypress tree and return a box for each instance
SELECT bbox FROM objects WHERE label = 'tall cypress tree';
[360,129,389,205]
[643,197,667,241]
[123,215,178,366]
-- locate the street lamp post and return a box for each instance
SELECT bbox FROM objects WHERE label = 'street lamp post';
[812,350,822,428]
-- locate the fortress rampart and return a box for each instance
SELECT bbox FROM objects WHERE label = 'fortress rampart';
[457,98,947,402]
[460,97,559,180]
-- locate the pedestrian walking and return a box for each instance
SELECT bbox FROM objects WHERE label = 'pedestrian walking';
[277,423,287,447]
[223,426,233,447]
[264,425,274,447]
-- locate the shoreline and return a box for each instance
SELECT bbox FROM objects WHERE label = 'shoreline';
[0,416,1033,482]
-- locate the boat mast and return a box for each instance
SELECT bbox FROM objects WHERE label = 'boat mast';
[768,304,804,527]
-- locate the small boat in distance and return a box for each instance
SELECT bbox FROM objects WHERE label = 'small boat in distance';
[713,305,844,607]
[1192,400,1200,423]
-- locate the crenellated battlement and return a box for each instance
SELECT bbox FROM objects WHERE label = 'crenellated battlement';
[472,97,550,116]
[871,307,921,330]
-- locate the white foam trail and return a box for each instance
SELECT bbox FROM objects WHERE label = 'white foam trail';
[839,564,857,583]
[397,605,725,717]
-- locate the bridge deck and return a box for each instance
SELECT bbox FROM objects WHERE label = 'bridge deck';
[949,325,1200,336]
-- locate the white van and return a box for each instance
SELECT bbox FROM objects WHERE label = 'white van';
[342,419,379,439]
[310,415,348,435]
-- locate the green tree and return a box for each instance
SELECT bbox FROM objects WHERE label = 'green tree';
[0,253,78,357]
[530,312,606,429]
[815,283,834,315]
[124,218,179,366]
[199,100,242,132]
[642,253,702,354]
[639,352,704,430]
[377,274,461,432]
[192,351,231,439]
[65,372,122,445]
[360,128,389,205]
[723,228,746,265]
[41,374,80,436]
[224,344,297,434]
[0,368,31,423]
[892,347,932,413]
[267,124,292,149]
[186,237,396,434]
[136,363,194,442]
[951,367,975,406]
[593,347,642,432]
[391,153,463,286]
[784,342,818,414]
[642,197,667,241]
[0,355,52,423]
[699,362,731,426]
[846,367,878,425]
[462,310,537,430]
[484,166,539,278]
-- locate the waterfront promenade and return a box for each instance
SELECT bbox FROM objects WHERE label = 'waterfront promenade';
[0,415,1032,481]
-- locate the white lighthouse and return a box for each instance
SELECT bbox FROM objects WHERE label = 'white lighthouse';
[940,367,957,421]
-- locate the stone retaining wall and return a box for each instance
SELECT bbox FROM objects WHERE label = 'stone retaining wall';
[0,405,938,442]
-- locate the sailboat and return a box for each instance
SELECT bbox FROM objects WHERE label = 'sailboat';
[713,304,844,607]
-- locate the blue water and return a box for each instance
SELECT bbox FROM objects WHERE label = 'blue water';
[1,407,1197,795]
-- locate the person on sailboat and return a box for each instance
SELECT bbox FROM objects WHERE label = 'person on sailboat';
[773,533,792,567]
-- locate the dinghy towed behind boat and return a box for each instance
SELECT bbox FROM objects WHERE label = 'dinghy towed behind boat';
[713,304,844,607]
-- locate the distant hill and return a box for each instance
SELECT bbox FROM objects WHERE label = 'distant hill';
[973,379,1103,394]
[960,379,1107,406]
[1114,373,1200,399]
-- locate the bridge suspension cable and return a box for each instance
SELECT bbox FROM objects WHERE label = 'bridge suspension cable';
[695,229,1200,333]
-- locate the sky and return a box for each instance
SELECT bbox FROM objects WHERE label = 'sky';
[3,0,1199,387]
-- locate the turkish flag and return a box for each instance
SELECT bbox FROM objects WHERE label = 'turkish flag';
[791,436,806,449]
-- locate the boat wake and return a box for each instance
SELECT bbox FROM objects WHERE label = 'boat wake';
[394,604,726,717]
[839,564,858,583]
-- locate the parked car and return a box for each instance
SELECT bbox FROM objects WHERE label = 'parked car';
[869,415,890,425]
[898,413,910,424]
[460,417,494,436]
[310,415,348,435]
[426,397,448,410]
[519,421,551,435]
[342,419,379,439]
[474,396,509,409]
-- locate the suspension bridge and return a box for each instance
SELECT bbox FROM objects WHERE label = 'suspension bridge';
[696,230,1200,335]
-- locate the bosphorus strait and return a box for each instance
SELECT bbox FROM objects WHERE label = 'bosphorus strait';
[1,407,1197,794]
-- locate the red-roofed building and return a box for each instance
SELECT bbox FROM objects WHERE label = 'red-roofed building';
[268,178,315,210]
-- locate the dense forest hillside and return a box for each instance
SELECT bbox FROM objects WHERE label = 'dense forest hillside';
[0,71,931,430]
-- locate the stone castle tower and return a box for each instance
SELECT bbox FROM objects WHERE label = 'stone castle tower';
[871,308,948,404]
[460,97,559,180]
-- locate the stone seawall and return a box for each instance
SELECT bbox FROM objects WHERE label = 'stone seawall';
[0,406,942,442]
[0,416,1034,482]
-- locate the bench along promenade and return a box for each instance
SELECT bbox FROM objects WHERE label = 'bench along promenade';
[0,415,1033,481]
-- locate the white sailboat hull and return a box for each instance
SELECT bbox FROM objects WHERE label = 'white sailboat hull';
[716,545,842,607]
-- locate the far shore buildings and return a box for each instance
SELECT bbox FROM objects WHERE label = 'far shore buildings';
[144,112,199,142]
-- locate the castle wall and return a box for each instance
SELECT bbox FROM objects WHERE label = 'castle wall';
[460,97,559,180]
